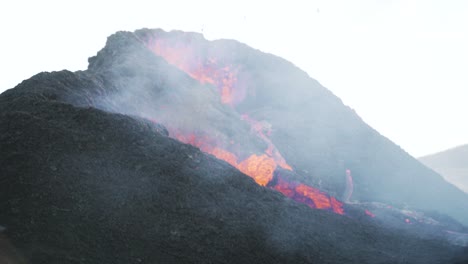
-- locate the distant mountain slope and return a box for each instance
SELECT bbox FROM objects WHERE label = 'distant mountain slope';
[420,145,468,193]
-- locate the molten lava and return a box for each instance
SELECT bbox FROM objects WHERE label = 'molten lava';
[143,33,345,215]
[241,114,293,171]
[170,128,344,214]
[237,154,276,186]
[172,129,276,186]
[146,37,241,105]
[271,175,344,214]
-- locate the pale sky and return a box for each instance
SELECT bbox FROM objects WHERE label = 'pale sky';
[1,0,467,157]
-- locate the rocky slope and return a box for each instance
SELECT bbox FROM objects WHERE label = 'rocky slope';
[1,80,467,263]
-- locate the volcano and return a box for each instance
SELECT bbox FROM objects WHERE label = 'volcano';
[89,29,468,225]
[1,29,468,263]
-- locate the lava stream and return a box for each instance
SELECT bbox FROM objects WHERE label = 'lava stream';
[144,34,345,215]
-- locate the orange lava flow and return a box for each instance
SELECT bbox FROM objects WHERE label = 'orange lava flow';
[147,39,239,105]
[238,154,276,186]
[224,115,341,212]
[272,176,344,215]
[241,114,292,171]
[173,131,276,187]
[144,35,345,215]
[330,197,345,215]
[211,147,238,167]
[175,129,344,214]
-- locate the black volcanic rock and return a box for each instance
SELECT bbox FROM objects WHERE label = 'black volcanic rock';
[0,29,467,263]
[0,81,466,264]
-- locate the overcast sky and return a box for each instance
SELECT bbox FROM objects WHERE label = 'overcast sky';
[1,0,467,157]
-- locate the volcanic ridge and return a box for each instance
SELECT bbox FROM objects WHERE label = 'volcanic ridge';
[0,28,467,263]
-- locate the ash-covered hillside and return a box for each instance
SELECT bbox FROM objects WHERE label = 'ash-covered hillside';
[1,73,467,264]
[1,28,468,263]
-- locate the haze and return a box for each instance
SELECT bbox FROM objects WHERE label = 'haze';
[1,0,467,157]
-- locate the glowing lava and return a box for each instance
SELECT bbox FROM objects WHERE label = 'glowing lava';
[271,175,344,214]
[143,33,345,215]
[241,114,293,171]
[146,37,241,105]
[237,154,276,186]
[172,129,276,186]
